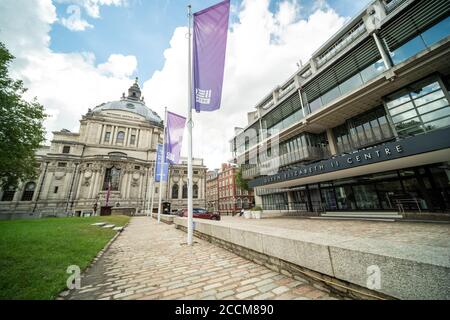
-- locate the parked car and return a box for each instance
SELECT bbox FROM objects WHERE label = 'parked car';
[179,208,221,221]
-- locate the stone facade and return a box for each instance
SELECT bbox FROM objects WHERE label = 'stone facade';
[0,81,206,220]
[206,169,219,211]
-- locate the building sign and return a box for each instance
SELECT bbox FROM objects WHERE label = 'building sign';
[249,127,450,188]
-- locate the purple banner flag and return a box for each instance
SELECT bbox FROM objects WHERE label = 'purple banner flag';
[165,111,186,164]
[193,0,230,112]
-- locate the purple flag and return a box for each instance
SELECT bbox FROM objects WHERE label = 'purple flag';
[193,0,230,112]
[165,111,186,164]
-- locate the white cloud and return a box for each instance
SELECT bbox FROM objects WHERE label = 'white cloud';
[0,0,137,142]
[143,0,346,169]
[56,0,128,18]
[98,54,138,78]
[0,0,347,170]
[60,4,93,31]
[56,0,128,31]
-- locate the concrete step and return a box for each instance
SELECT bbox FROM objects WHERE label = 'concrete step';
[91,222,106,226]
[113,227,124,232]
[311,217,396,222]
[102,224,116,229]
[321,212,403,219]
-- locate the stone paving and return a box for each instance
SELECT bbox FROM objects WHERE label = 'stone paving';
[64,217,337,300]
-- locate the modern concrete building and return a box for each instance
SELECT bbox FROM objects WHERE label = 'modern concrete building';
[0,80,206,220]
[218,163,254,216]
[230,0,450,219]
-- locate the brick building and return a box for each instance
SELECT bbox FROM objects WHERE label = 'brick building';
[218,163,254,215]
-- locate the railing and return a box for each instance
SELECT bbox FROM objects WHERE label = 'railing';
[278,83,296,100]
[241,146,330,179]
[262,201,325,214]
[261,99,274,110]
[316,20,366,68]
[395,198,423,214]
[384,0,407,14]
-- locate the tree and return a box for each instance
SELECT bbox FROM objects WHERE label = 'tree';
[0,42,47,189]
[235,166,250,192]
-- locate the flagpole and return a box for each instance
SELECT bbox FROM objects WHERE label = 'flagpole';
[157,107,167,224]
[187,4,194,246]
[147,164,156,218]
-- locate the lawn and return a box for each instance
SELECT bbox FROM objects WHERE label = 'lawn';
[0,215,130,300]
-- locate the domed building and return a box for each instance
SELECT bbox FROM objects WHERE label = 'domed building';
[0,80,207,219]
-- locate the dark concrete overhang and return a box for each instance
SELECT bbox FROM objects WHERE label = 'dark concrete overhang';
[249,127,450,189]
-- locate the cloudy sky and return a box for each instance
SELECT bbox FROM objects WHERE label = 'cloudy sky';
[0,0,371,169]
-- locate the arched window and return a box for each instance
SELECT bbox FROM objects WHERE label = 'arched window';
[193,184,199,199]
[182,184,188,199]
[1,186,16,202]
[116,131,125,144]
[21,182,36,201]
[103,167,121,191]
[172,184,179,199]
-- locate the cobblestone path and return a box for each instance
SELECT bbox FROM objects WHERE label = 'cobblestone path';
[64,217,337,300]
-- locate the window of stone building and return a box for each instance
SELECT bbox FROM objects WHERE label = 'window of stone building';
[130,134,136,145]
[172,184,179,199]
[116,131,125,144]
[21,182,36,201]
[103,167,121,191]
[155,187,159,194]
[58,162,67,168]
[182,184,188,198]
[1,186,15,201]
[54,186,59,194]
[104,132,111,142]
[135,166,140,170]
[194,171,198,175]
[62,146,71,154]
[193,184,199,199]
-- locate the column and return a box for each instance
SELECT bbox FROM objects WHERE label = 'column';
[326,128,338,156]
[288,191,295,211]
[372,32,392,70]
[111,126,117,145]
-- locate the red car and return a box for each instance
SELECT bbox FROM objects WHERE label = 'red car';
[179,208,221,221]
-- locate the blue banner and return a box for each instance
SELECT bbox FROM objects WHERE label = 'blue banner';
[155,144,169,182]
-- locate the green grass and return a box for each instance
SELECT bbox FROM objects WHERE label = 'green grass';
[0,215,130,300]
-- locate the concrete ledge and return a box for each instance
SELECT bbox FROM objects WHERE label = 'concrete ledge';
[173,217,450,300]
[151,214,175,225]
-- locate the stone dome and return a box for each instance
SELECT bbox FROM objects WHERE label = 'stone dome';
[92,79,162,124]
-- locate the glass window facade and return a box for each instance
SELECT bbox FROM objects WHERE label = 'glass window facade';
[305,59,386,113]
[261,162,450,213]
[251,132,330,170]
[333,106,394,154]
[385,77,450,138]
[388,16,450,65]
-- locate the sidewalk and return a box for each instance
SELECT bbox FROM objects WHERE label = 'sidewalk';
[64,217,336,300]
[173,216,450,299]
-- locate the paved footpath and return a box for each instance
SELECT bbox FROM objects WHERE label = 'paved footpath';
[64,217,337,300]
